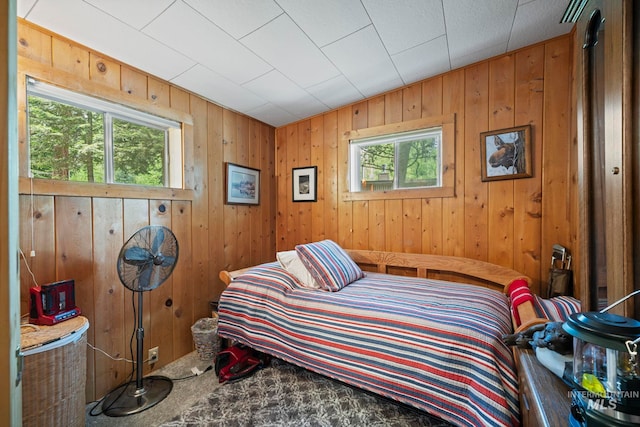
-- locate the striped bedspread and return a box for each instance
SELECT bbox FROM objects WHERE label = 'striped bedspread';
[218,263,520,427]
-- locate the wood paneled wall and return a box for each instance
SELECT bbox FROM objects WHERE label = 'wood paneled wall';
[16,20,276,401]
[275,34,577,296]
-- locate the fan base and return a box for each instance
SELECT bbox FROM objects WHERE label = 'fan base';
[102,375,173,417]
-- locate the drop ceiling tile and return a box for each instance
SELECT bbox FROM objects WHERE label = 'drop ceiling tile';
[241,14,340,89]
[184,0,283,39]
[171,64,266,113]
[444,0,517,62]
[84,0,174,30]
[306,75,364,110]
[392,36,450,84]
[362,0,445,55]
[17,0,37,18]
[143,1,272,85]
[508,0,575,51]
[23,0,195,81]
[245,103,299,127]
[276,0,370,47]
[450,42,508,70]
[243,70,328,119]
[322,25,403,98]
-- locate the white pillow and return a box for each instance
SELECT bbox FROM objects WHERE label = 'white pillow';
[276,250,321,289]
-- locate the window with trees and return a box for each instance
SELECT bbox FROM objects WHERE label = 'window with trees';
[343,114,455,201]
[26,78,182,188]
[350,128,442,192]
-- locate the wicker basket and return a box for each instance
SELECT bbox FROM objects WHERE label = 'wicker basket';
[191,316,220,361]
[21,317,88,427]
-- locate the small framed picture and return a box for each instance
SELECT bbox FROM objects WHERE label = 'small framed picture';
[480,125,532,182]
[225,162,260,205]
[292,166,317,202]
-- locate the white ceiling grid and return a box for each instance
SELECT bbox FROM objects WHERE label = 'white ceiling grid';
[17,0,573,127]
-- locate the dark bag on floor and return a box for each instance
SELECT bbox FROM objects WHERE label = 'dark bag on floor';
[215,344,269,383]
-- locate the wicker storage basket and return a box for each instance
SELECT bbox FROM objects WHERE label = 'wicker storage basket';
[191,316,220,361]
[21,316,89,427]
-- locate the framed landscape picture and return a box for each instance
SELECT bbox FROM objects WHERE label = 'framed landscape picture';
[480,125,532,182]
[225,163,260,205]
[292,166,317,202]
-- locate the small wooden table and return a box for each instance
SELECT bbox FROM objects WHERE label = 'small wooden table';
[514,347,572,426]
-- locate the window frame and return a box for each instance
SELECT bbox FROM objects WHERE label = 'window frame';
[349,127,443,192]
[342,114,456,201]
[26,77,182,188]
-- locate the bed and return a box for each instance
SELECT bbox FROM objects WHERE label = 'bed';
[218,241,549,427]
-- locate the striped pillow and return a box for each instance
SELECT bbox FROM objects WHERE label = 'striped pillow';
[534,295,581,322]
[295,240,364,291]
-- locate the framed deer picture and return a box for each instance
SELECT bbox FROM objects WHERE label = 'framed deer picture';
[480,125,532,182]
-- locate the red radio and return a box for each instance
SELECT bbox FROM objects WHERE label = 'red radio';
[29,279,81,325]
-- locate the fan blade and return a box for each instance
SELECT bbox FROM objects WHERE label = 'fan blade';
[152,228,165,254]
[161,256,176,267]
[137,264,153,290]
[124,246,153,265]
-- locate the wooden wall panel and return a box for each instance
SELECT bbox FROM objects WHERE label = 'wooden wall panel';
[541,37,576,291]
[336,107,353,249]
[235,116,251,269]
[148,77,170,108]
[464,63,490,261]
[351,102,369,250]
[91,197,125,399]
[120,66,147,99]
[420,78,444,255]
[285,124,298,248]
[323,112,339,242]
[188,95,210,317]
[52,37,89,78]
[89,53,120,90]
[149,200,174,371]
[17,24,51,65]
[487,55,515,270]
[249,121,261,264]
[514,46,545,294]
[18,195,56,303]
[275,35,577,294]
[207,103,225,300]
[441,69,466,257]
[275,127,289,250]
[383,91,404,253]
[310,116,326,243]
[17,20,277,401]
[296,121,312,243]
[171,200,194,359]
[54,196,95,400]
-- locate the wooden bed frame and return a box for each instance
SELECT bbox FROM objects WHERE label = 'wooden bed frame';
[219,249,548,332]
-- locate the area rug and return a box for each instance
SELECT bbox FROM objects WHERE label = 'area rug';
[162,358,453,427]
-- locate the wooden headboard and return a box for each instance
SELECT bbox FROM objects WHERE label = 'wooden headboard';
[219,249,548,332]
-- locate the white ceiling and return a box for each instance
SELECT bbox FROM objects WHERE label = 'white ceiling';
[17,0,574,128]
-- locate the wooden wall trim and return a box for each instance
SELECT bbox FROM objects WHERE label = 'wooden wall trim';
[19,177,195,201]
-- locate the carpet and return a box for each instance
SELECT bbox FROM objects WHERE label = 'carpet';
[161,358,453,427]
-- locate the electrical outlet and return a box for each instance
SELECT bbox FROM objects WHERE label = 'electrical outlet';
[148,347,159,364]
